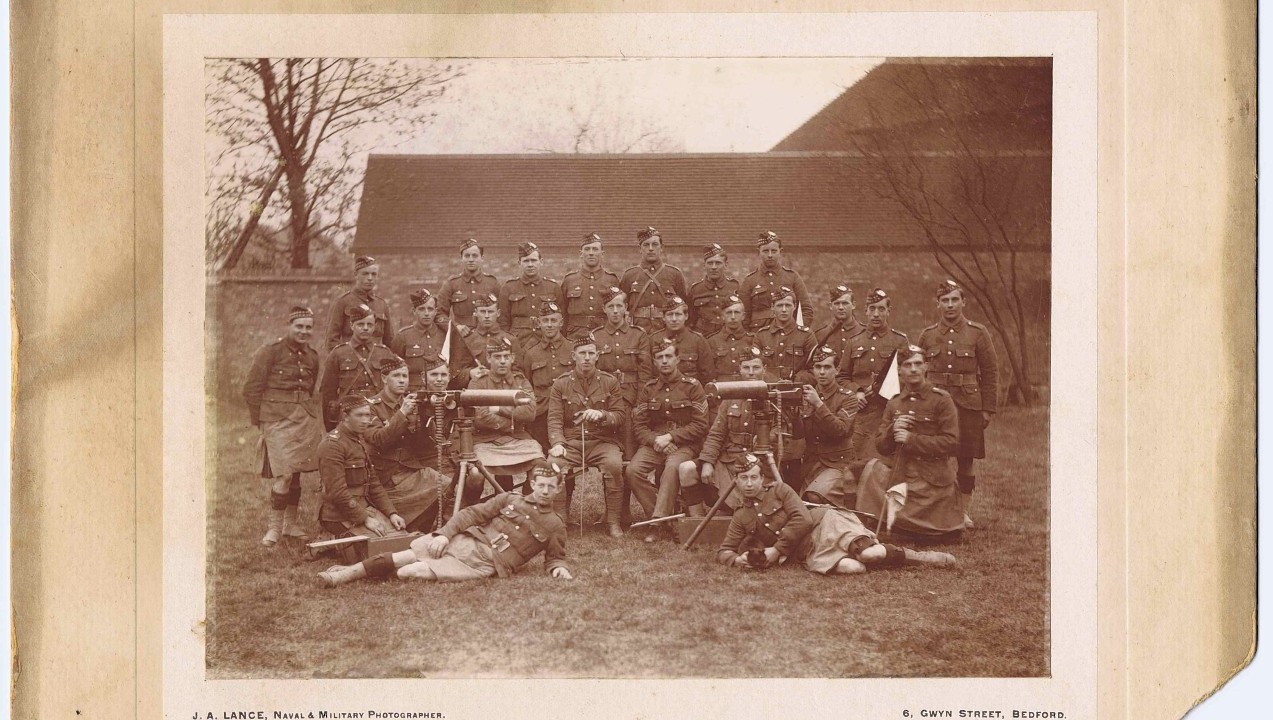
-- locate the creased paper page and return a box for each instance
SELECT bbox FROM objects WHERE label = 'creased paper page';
[10,2,1256,720]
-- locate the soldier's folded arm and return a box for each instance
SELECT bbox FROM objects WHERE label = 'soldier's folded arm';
[698,405,729,463]
[547,381,567,447]
[511,378,538,425]
[875,402,900,456]
[716,517,748,566]
[668,385,709,446]
[601,378,626,427]
[632,396,657,446]
[362,410,409,449]
[773,487,813,557]
[812,401,855,438]
[437,493,506,540]
[472,405,505,431]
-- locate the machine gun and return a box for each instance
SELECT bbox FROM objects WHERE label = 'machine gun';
[705,379,802,401]
[422,388,534,518]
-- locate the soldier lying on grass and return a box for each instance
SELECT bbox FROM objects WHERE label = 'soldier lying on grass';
[319,463,574,587]
[717,453,957,574]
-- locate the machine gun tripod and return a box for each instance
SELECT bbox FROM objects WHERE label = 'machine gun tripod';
[425,388,534,518]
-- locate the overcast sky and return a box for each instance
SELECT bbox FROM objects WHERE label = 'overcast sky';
[379,57,881,154]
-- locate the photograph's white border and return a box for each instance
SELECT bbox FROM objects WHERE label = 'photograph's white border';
[163,12,1097,719]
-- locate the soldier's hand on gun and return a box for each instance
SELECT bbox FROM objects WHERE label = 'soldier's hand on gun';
[575,408,606,423]
[549,443,566,458]
[365,515,389,537]
[551,567,574,580]
[801,384,823,408]
[425,534,449,558]
[399,393,419,416]
[389,513,407,531]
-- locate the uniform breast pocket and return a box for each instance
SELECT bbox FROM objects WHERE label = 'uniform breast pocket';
[566,287,583,299]
[961,384,980,395]
[851,347,868,361]
[926,346,942,360]
[339,358,361,375]
[507,292,526,305]
[693,296,713,308]
[450,291,467,303]
[403,344,427,359]
[681,352,698,367]
[343,462,369,487]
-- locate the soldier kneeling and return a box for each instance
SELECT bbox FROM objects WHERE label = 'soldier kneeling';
[717,453,956,574]
[319,463,574,586]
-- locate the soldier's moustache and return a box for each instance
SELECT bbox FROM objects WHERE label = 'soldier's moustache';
[707,379,802,400]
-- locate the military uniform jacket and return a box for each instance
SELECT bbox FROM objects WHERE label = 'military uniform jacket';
[619,262,688,324]
[462,326,523,372]
[470,371,538,443]
[365,393,429,483]
[518,335,574,417]
[797,381,858,463]
[633,371,709,449]
[547,370,626,447]
[839,326,910,394]
[705,327,757,382]
[390,321,478,391]
[326,289,393,350]
[558,267,621,333]
[810,317,865,369]
[717,481,813,565]
[317,427,399,525]
[699,399,773,467]
[916,318,1000,413]
[646,327,716,384]
[875,382,960,487]
[242,337,320,425]
[499,275,561,336]
[754,320,815,382]
[437,271,501,326]
[439,492,571,578]
[739,266,814,330]
[687,276,740,336]
[594,322,651,404]
[318,341,399,422]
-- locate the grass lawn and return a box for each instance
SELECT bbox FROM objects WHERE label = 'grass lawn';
[206,401,1049,679]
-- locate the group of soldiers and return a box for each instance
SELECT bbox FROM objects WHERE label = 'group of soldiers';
[241,227,999,587]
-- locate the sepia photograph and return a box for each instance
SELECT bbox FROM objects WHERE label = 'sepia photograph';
[203,54,1052,679]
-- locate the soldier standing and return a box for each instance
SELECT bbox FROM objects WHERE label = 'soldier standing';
[705,294,756,383]
[559,233,621,336]
[462,292,521,373]
[739,231,814,331]
[547,333,628,534]
[754,286,815,383]
[517,302,574,451]
[437,238,501,327]
[687,243,740,337]
[810,284,865,373]
[916,279,999,529]
[619,226,688,331]
[325,255,393,350]
[318,304,399,430]
[593,286,651,458]
[839,288,910,473]
[645,296,715,384]
[390,289,478,392]
[242,305,324,546]
[626,338,709,541]
[499,242,560,343]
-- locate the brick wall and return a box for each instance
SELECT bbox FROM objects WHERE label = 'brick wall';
[210,246,1050,408]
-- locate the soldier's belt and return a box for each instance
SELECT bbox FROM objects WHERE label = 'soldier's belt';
[928,372,979,385]
[632,307,664,319]
[263,389,311,403]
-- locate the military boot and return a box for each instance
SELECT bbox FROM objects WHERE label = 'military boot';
[904,549,957,567]
[318,563,368,587]
[261,508,284,547]
[281,506,308,539]
[961,490,976,530]
[603,474,625,538]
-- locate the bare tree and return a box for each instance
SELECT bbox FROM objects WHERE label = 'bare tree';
[847,62,1050,404]
[206,58,463,270]
[529,82,680,154]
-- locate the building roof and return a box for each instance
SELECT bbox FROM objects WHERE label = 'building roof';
[352,151,1046,254]
[772,57,1052,154]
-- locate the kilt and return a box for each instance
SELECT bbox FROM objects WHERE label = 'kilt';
[385,467,446,527]
[257,401,323,477]
[398,533,497,582]
[803,506,877,574]
[855,458,964,538]
[954,404,986,459]
[474,436,545,469]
